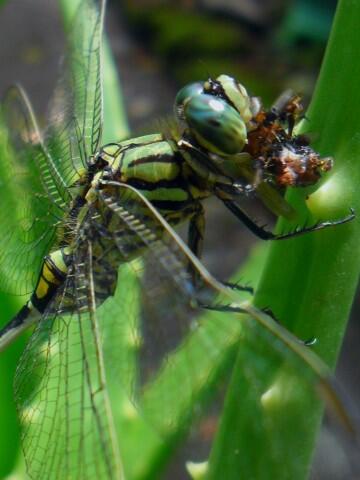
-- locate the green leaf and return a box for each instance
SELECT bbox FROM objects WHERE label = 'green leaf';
[207,0,360,478]
[0,123,27,477]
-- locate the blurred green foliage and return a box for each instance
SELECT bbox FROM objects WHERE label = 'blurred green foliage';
[121,0,337,104]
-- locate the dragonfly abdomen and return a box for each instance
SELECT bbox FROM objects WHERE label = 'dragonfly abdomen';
[30,247,71,313]
[0,247,71,351]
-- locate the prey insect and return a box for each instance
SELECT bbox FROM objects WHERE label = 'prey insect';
[0,0,355,479]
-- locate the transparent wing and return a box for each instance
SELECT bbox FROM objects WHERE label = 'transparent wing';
[103,186,360,477]
[94,185,352,475]
[96,186,325,377]
[14,241,124,480]
[14,182,355,479]
[0,86,68,295]
[95,187,239,433]
[0,0,105,295]
[44,0,105,187]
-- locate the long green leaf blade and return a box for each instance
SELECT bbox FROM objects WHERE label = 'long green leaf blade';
[207,0,360,478]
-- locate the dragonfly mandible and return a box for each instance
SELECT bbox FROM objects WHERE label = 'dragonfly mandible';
[0,0,355,479]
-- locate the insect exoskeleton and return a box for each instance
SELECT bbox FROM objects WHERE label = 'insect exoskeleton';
[182,94,248,155]
[174,74,260,156]
[245,91,334,188]
[263,138,334,187]
[203,74,254,125]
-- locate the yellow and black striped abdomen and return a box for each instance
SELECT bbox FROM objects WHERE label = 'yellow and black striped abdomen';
[30,247,71,313]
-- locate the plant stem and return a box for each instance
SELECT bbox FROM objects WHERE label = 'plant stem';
[207,0,360,478]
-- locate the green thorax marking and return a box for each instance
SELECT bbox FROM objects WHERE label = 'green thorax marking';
[98,134,211,215]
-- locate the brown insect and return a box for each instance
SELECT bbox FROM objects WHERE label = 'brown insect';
[245,91,333,187]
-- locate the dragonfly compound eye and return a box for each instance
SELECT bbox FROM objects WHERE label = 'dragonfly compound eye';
[174,81,204,120]
[214,74,254,125]
[183,94,247,155]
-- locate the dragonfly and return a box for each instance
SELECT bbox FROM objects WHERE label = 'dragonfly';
[0,0,355,479]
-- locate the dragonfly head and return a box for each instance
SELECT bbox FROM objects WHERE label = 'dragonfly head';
[174,75,259,156]
[175,76,332,189]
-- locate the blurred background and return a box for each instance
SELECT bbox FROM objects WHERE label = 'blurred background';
[0,0,358,478]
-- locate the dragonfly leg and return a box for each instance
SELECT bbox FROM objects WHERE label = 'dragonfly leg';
[188,202,205,267]
[198,307,315,354]
[202,302,317,347]
[188,203,252,293]
[178,138,234,186]
[199,302,248,314]
[187,203,209,290]
[222,199,355,240]
[221,280,254,294]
